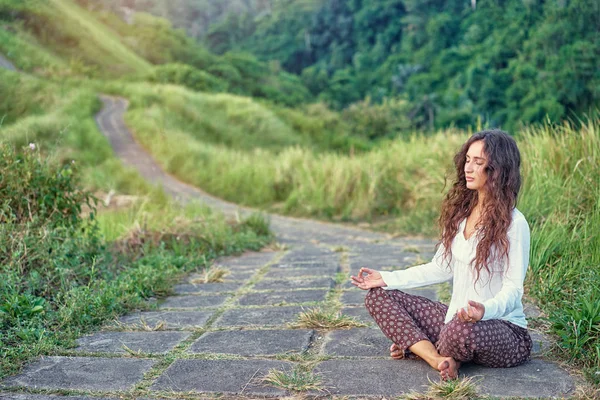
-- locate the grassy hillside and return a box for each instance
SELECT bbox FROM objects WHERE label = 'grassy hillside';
[48,0,152,74]
[0,0,151,76]
[0,0,314,107]
[105,0,600,134]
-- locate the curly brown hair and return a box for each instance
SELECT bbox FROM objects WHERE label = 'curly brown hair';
[439,130,522,285]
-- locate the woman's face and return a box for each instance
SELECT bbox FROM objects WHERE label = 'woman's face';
[465,140,488,192]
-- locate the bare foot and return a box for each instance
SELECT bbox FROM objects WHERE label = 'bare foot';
[390,343,404,360]
[390,343,422,360]
[437,357,460,381]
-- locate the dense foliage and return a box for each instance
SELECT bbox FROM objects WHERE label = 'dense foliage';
[109,0,600,132]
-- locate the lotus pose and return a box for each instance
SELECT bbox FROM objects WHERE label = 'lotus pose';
[351,130,532,380]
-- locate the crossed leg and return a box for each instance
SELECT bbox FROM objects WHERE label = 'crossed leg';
[364,287,457,379]
[365,288,532,380]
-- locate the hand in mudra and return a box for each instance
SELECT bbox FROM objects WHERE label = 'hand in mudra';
[457,300,485,323]
[350,267,387,290]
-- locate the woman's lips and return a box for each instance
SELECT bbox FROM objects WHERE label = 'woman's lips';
[466,177,474,181]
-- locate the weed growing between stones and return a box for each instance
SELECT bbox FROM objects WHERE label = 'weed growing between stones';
[288,306,367,329]
[334,272,348,285]
[262,366,324,392]
[404,376,479,400]
[190,267,230,284]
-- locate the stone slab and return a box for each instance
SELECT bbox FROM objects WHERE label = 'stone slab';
[75,331,190,354]
[159,294,229,309]
[224,270,256,281]
[151,359,292,395]
[460,359,575,398]
[213,306,303,328]
[1,357,154,391]
[253,277,335,290]
[238,289,328,306]
[118,310,213,329]
[314,359,433,395]
[268,268,337,279]
[529,330,552,355]
[523,300,543,318]
[215,252,277,267]
[173,282,242,294]
[271,261,339,270]
[341,307,374,326]
[216,263,260,272]
[323,328,390,357]
[280,254,337,263]
[189,329,314,356]
[188,269,255,282]
[340,290,367,306]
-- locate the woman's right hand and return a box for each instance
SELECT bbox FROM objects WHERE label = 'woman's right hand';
[350,267,387,290]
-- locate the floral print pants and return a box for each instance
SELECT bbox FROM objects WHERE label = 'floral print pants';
[365,287,532,367]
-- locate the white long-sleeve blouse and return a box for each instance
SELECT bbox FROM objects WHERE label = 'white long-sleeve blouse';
[379,208,530,328]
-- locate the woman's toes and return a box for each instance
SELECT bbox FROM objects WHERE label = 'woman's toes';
[389,343,404,359]
[437,358,459,381]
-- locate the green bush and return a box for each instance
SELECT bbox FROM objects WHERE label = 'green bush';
[0,143,95,227]
[342,97,411,140]
[146,63,228,93]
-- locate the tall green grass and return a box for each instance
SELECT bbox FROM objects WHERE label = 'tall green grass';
[518,120,600,383]
[0,0,151,77]
[47,0,151,76]
[0,28,67,74]
[112,83,306,150]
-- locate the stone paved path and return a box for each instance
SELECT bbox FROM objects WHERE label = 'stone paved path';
[0,96,575,399]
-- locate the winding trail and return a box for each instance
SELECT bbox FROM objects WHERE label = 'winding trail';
[0,94,576,399]
[94,95,397,247]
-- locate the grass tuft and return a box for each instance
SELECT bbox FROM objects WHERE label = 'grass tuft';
[265,242,289,251]
[288,306,367,329]
[262,367,324,392]
[191,267,230,284]
[113,318,167,332]
[405,376,480,400]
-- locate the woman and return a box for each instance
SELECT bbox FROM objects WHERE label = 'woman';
[351,130,532,380]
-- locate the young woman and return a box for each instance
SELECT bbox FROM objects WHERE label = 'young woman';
[351,130,532,380]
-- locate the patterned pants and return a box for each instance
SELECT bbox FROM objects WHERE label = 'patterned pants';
[365,287,532,367]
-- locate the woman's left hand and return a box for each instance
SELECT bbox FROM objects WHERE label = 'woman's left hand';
[457,300,485,323]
